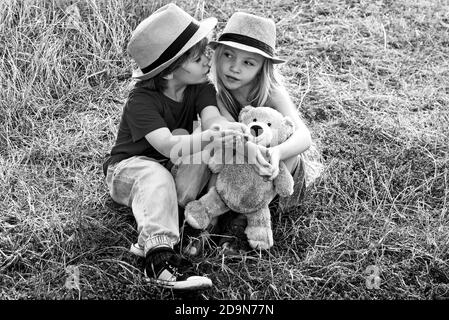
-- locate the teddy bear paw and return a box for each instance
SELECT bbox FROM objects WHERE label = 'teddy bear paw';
[275,171,295,197]
[185,200,211,230]
[277,184,294,198]
[245,227,273,250]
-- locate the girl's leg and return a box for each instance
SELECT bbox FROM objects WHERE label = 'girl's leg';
[106,156,179,256]
[175,125,212,208]
[174,153,211,208]
[281,140,327,209]
[206,173,219,229]
[283,155,299,173]
[277,155,306,212]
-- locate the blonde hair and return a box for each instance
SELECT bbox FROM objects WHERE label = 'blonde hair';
[211,44,283,120]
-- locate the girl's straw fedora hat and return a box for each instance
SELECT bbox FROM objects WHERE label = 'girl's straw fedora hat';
[209,12,285,64]
[128,3,217,80]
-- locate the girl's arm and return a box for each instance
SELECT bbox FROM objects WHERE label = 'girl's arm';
[269,86,312,160]
[260,86,311,179]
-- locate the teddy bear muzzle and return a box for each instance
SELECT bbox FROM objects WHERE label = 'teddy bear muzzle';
[248,122,272,146]
[250,124,263,137]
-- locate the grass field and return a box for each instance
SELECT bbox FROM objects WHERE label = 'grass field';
[1,0,448,300]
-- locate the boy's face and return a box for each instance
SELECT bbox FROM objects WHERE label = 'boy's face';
[173,53,211,85]
[216,45,264,92]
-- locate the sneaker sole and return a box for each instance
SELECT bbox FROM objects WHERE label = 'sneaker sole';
[144,271,212,291]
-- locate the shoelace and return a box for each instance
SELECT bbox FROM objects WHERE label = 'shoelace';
[147,248,194,279]
[164,260,183,278]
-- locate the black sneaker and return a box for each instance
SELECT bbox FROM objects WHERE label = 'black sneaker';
[144,246,212,291]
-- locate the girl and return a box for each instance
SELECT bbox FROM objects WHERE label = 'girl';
[208,11,323,253]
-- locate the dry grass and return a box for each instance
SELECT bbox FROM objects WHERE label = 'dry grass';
[0,0,448,300]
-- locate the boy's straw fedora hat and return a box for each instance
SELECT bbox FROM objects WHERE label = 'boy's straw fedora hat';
[128,3,217,80]
[209,12,285,64]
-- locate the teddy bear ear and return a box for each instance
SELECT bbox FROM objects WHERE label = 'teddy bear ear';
[282,116,296,137]
[238,105,254,122]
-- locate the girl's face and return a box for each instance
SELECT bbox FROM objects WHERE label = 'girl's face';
[173,53,210,85]
[216,45,264,92]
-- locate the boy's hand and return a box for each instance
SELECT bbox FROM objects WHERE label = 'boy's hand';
[208,126,245,149]
[219,122,250,135]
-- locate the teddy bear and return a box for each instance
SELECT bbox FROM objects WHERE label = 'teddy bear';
[184,106,295,250]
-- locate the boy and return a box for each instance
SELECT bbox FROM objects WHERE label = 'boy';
[103,4,245,291]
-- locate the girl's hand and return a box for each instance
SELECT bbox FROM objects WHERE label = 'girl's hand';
[245,141,274,177]
[266,147,281,180]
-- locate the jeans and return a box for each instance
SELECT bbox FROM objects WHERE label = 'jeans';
[105,155,210,256]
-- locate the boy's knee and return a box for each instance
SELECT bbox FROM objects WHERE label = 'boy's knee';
[136,164,177,202]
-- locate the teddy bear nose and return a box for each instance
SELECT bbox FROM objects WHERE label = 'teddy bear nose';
[250,125,263,137]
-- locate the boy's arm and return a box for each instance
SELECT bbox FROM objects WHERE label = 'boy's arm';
[146,127,211,162]
[145,126,240,164]
[200,105,248,133]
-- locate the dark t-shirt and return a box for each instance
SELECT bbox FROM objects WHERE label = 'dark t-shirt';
[103,82,217,175]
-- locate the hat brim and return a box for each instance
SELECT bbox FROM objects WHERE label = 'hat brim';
[132,17,218,80]
[209,40,286,64]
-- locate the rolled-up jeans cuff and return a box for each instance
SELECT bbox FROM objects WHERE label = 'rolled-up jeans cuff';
[144,235,175,256]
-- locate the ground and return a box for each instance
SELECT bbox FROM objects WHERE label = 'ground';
[0,0,448,300]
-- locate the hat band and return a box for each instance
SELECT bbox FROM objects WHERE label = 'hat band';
[141,21,200,75]
[218,33,274,57]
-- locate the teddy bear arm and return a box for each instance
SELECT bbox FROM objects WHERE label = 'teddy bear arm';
[185,186,230,229]
[274,161,294,197]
